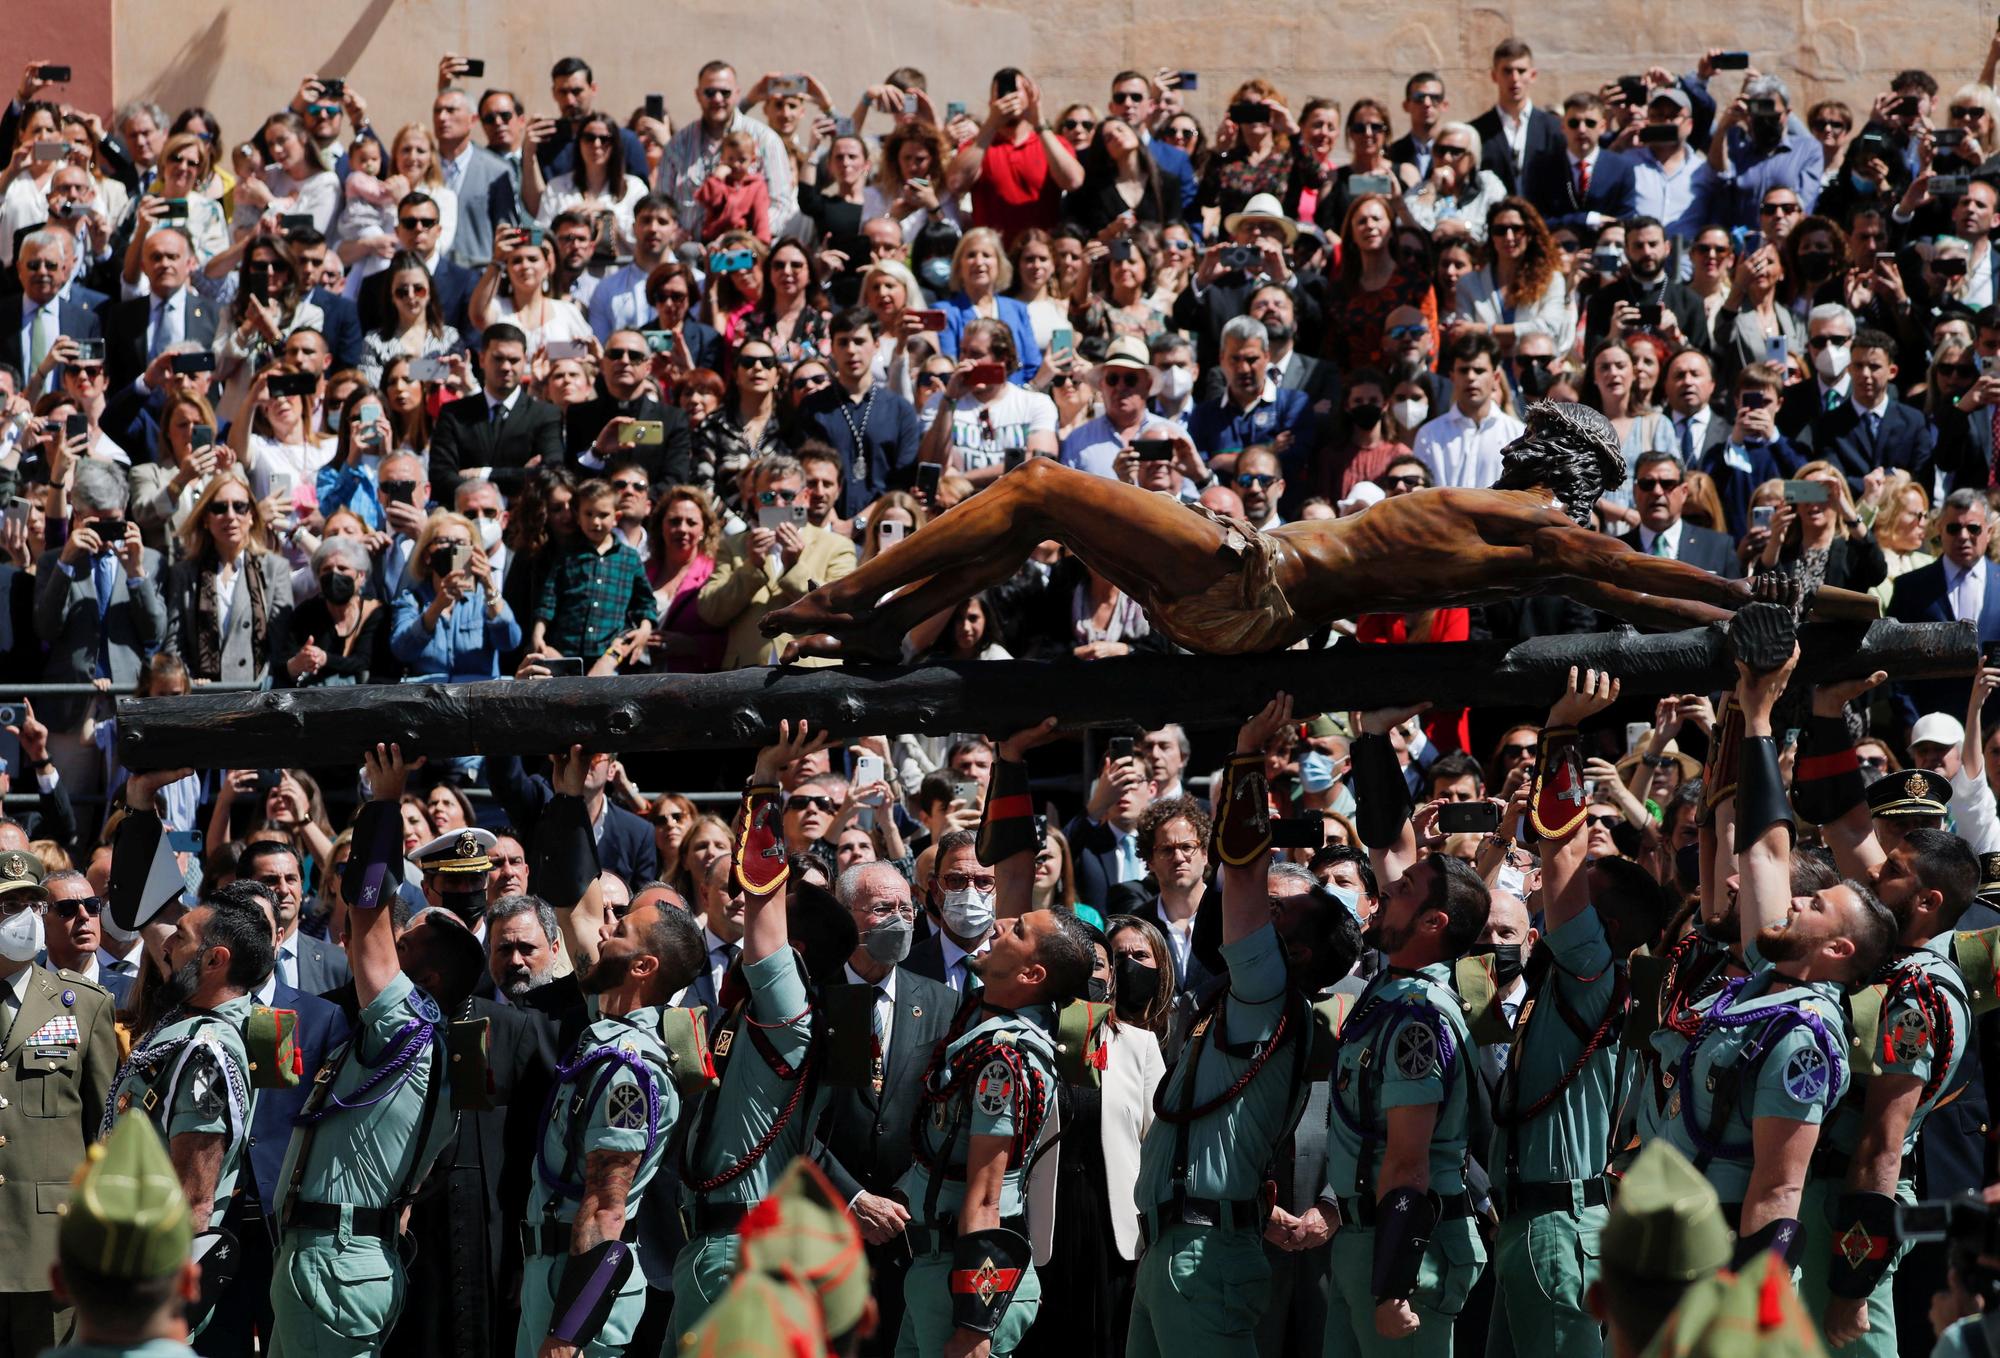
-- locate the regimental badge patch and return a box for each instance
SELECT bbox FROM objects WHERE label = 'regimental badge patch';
[1393,1023,1438,1080]
[1782,1046,1829,1103]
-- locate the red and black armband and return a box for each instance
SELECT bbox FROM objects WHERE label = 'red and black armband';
[949,1227,1033,1335]
[1351,733,1413,851]
[1827,1192,1899,1299]
[977,758,1037,866]
[735,783,788,898]
[530,794,600,911]
[1791,715,1865,827]
[548,1241,635,1346]
[1732,1216,1803,1270]
[1370,1187,1437,1303]
[1733,736,1795,853]
[1210,753,1273,866]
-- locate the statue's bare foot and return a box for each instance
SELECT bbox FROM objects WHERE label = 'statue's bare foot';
[761,588,859,640]
[1727,601,1799,673]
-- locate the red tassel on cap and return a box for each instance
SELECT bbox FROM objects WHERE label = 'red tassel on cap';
[1757,1261,1784,1329]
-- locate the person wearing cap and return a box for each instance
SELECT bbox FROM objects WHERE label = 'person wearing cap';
[1186,315,1317,502]
[670,722,857,1335]
[408,825,500,931]
[1171,192,1319,372]
[45,1116,200,1358]
[1584,1140,1730,1357]
[0,845,117,1358]
[98,859,271,1340]
[1058,335,1205,488]
[1910,686,2000,855]
[1863,767,1952,852]
[514,743,701,1358]
[1651,652,1895,1276]
[731,1156,876,1352]
[267,743,474,1358]
[915,317,1057,490]
[676,1269,829,1358]
[1627,88,1713,247]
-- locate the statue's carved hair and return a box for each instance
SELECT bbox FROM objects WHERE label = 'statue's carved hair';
[1492,401,1627,525]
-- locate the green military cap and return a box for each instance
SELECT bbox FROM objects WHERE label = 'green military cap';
[0,847,47,900]
[736,1156,871,1339]
[1300,713,1348,740]
[59,1114,192,1280]
[677,1269,826,1358]
[1641,1250,1825,1358]
[1600,1141,1730,1283]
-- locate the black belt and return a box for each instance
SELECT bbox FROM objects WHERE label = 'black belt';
[282,1200,398,1240]
[1138,1195,1265,1245]
[1339,1190,1473,1228]
[680,1200,752,1237]
[1499,1177,1612,1217]
[905,1213,1029,1255]
[521,1217,642,1258]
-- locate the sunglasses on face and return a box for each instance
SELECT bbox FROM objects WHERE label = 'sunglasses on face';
[792,375,830,392]
[765,489,800,504]
[940,871,999,892]
[1050,373,1082,388]
[1760,202,1802,216]
[1567,117,1601,130]
[481,109,516,124]
[1236,472,1277,488]
[739,354,782,370]
[786,794,837,813]
[1944,521,1986,536]
[1501,741,1537,759]
[1385,474,1428,488]
[1061,119,1096,132]
[1952,106,1986,121]
[1436,145,1471,158]
[1410,91,1445,104]
[1940,362,1981,379]
[1692,243,1732,256]
[700,88,736,101]
[916,371,947,386]
[578,132,614,145]
[604,347,647,362]
[1810,119,1850,134]
[1386,324,1429,339]
[1585,813,1622,829]
[1858,755,1889,770]
[170,155,203,169]
[1101,370,1147,389]
[400,216,439,230]
[1163,127,1198,142]
[611,478,649,492]
[1110,91,1148,104]
[53,896,104,920]
[1634,477,1683,492]
[206,499,253,517]
[1352,122,1387,135]
[1807,334,1854,350]
[656,290,690,305]
[1489,223,1527,239]
[392,284,429,298]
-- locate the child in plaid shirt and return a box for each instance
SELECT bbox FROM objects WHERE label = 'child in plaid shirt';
[531,479,656,664]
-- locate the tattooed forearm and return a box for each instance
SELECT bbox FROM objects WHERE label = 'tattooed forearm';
[574,1149,639,1252]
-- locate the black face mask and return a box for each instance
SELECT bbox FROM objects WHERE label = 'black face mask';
[1517,360,1557,398]
[1471,941,1524,986]
[441,886,486,928]
[1114,955,1160,1010]
[1086,976,1111,1003]
[319,570,357,606]
[1347,402,1384,430]
[1675,841,1703,893]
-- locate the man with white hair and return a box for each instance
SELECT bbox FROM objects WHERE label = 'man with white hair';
[1187,315,1318,498]
[1778,302,1858,440]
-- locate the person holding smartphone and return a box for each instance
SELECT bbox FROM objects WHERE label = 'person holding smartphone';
[389,510,519,682]
[917,318,1057,488]
[130,390,227,556]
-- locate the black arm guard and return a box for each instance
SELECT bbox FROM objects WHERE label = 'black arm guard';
[1826,1192,1899,1299]
[1790,714,1866,827]
[1732,736,1796,854]
[548,1240,634,1346]
[532,793,601,910]
[107,804,183,932]
[342,800,407,912]
[1370,1187,1438,1302]
[977,757,1037,866]
[1732,1215,1804,1269]
[949,1227,1033,1335]
[1352,733,1413,851]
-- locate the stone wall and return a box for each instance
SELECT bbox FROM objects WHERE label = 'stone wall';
[103,0,1994,153]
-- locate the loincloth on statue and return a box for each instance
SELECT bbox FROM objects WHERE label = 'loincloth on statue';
[1143,496,1306,655]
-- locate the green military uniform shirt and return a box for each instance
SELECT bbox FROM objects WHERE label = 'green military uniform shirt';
[529,1002,678,1226]
[895,1003,1058,1223]
[1491,909,1620,1190]
[1822,936,1968,1159]
[108,995,256,1227]
[1134,921,1297,1208]
[682,950,814,1207]
[1650,948,1849,1204]
[1325,960,1476,1201]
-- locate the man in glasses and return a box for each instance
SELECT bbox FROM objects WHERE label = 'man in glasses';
[697,451,858,669]
[1063,335,1200,485]
[0,849,118,1357]
[780,779,841,854]
[41,870,127,1008]
[1108,70,1198,217]
[3,231,101,398]
[351,191,475,335]
[1890,489,2000,725]
[1778,301,1859,441]
[1616,449,1740,577]
[429,83,514,270]
[1705,72,1823,230]
[657,59,798,239]
[1525,91,1638,234]
[1391,72,1451,183]
[565,326,692,483]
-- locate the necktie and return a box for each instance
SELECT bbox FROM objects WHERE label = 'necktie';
[1865,409,1881,448]
[150,295,180,358]
[278,945,298,992]
[1651,533,1669,556]
[1677,417,1693,461]
[489,400,506,425]
[1267,363,1282,390]
[1826,387,1842,412]
[27,307,53,378]
[91,553,116,678]
[871,985,889,1093]
[1989,406,2000,487]
[1576,158,1591,198]
[445,156,463,191]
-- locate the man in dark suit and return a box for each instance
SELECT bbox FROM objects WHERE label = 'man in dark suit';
[2,231,103,395]
[1523,92,1639,234]
[353,191,476,335]
[1121,797,1216,996]
[815,861,956,1356]
[902,829,998,997]
[1388,72,1452,184]
[1777,303,1858,442]
[1583,216,1713,352]
[1060,755,1155,914]
[99,224,219,393]
[1198,284,1341,414]
[239,840,354,996]
[286,229,365,369]
[563,328,693,482]
[1889,488,2000,725]
[429,324,565,502]
[485,746,658,886]
[1617,449,1742,578]
[1107,71,1198,218]
[1799,329,1935,493]
[1470,38,1565,195]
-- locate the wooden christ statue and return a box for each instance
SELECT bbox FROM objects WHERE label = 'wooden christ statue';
[762,401,1879,662]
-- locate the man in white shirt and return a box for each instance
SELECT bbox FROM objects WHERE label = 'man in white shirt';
[1061,336,1195,480]
[586,195,681,340]
[657,61,798,238]
[1411,332,1524,488]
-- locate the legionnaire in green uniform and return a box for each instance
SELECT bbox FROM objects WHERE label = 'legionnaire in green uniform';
[98,834,272,1340]
[268,744,485,1358]
[515,759,704,1358]
[1582,1140,1730,1358]
[0,847,117,1358]
[1652,650,1898,1271]
[1320,807,1494,1358]
[1124,694,1363,1358]
[44,1116,201,1358]
[1490,668,1656,1358]
[733,1156,878,1350]
[892,719,1094,1358]
[670,722,857,1338]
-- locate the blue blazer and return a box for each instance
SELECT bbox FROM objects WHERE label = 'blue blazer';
[1888,558,2000,724]
[1523,147,1641,232]
[937,294,1043,386]
[247,981,351,1209]
[0,295,103,382]
[1799,399,1935,495]
[1147,138,1200,218]
[389,582,522,682]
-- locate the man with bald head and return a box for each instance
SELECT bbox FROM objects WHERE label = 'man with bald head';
[103,222,218,391]
[4,229,101,396]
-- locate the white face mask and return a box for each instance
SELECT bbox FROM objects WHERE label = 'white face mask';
[0,907,42,964]
[1814,342,1850,382]
[939,887,996,939]
[1392,398,1429,429]
[477,516,503,551]
[1155,365,1194,403]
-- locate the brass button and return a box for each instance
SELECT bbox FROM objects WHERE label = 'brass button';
[0,1135,10,1148]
